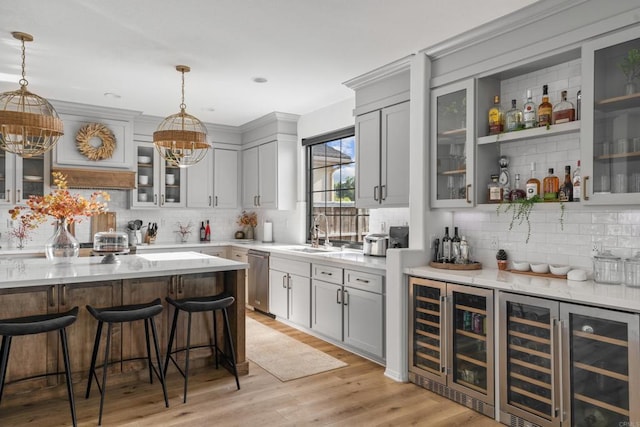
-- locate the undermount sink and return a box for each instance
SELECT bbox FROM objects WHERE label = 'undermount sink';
[286,247,332,254]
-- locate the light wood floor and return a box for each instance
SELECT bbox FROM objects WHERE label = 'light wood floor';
[0,310,502,426]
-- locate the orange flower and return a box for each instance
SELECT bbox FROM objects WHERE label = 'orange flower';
[9,172,110,228]
[237,210,257,227]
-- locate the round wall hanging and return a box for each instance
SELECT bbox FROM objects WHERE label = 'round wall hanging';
[76,123,116,161]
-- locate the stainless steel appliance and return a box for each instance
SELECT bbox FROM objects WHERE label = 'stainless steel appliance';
[363,233,389,256]
[248,249,270,314]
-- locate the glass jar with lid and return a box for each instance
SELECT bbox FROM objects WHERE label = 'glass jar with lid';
[593,251,622,285]
[624,253,640,287]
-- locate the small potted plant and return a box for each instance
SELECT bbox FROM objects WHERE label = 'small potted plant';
[618,48,640,95]
[496,249,508,270]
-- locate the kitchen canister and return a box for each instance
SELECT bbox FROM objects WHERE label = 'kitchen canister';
[593,251,622,285]
[624,253,640,287]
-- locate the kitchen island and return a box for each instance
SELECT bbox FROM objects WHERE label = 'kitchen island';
[0,252,248,395]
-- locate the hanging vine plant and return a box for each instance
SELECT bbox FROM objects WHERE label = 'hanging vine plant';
[497,196,565,243]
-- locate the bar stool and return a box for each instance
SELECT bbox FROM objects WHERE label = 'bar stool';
[164,294,240,403]
[85,299,168,425]
[0,307,79,427]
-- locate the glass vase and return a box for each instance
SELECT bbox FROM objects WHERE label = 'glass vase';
[245,226,254,240]
[45,218,79,264]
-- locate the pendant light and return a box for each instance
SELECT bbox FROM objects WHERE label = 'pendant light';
[153,65,210,168]
[0,32,64,158]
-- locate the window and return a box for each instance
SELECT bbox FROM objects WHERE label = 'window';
[304,127,369,246]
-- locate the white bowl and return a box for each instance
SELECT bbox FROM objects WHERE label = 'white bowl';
[512,260,530,271]
[138,156,151,164]
[138,193,148,202]
[531,263,549,274]
[550,264,571,275]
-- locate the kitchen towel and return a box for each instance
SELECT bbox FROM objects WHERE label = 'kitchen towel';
[263,221,273,243]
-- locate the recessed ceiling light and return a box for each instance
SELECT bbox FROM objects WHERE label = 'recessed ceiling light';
[203,107,216,112]
[103,92,121,99]
[252,77,268,83]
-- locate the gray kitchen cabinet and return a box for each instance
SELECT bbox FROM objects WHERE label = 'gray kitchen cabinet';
[269,256,311,327]
[213,148,239,209]
[0,151,50,207]
[311,263,385,360]
[133,139,186,208]
[186,148,213,208]
[355,101,410,208]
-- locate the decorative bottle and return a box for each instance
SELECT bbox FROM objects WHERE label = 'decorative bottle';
[526,162,541,200]
[537,84,552,127]
[508,174,527,201]
[441,227,452,263]
[523,89,537,128]
[552,90,575,124]
[488,95,504,135]
[558,165,573,202]
[573,160,581,202]
[488,174,503,203]
[543,168,559,201]
[452,227,461,263]
[505,99,522,132]
[199,221,206,241]
[205,220,211,241]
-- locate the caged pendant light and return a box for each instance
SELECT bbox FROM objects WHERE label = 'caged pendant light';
[153,65,210,168]
[0,32,64,158]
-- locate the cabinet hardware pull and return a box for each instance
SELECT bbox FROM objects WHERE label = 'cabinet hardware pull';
[254,195,257,206]
[257,195,261,206]
[343,289,349,306]
[179,276,184,293]
[170,276,177,294]
[287,274,292,289]
[282,275,287,288]
[215,196,218,206]
[550,317,558,418]
[336,288,341,304]
[440,295,447,373]
[5,189,10,203]
[557,319,565,421]
[154,194,158,205]
[381,185,387,201]
[373,186,379,201]
[466,184,472,204]
[61,285,67,306]
[16,189,21,203]
[161,194,165,206]
[320,271,332,276]
[209,196,212,206]
[49,286,56,307]
[583,176,589,201]
[355,278,369,283]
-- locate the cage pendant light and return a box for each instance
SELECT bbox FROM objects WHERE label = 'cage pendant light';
[0,32,64,158]
[153,65,210,168]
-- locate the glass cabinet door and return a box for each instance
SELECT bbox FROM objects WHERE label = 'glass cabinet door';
[19,154,47,202]
[561,304,640,427]
[134,144,157,207]
[582,27,640,204]
[448,284,493,404]
[431,79,475,208]
[500,293,560,427]
[409,277,445,383]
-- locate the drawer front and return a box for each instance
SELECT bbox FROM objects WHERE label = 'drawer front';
[271,256,311,278]
[345,269,383,294]
[201,247,229,258]
[230,249,248,262]
[312,263,343,285]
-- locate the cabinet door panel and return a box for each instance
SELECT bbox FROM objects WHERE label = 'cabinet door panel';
[258,141,278,209]
[311,280,342,341]
[381,101,410,206]
[355,110,381,208]
[187,150,213,208]
[242,146,259,208]
[269,269,288,319]
[343,287,383,358]
[214,149,239,209]
[288,274,310,328]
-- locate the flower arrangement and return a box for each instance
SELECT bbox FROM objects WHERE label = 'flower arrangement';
[237,210,258,228]
[175,221,193,243]
[9,220,32,249]
[9,172,110,228]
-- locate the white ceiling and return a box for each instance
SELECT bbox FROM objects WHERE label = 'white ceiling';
[0,0,537,127]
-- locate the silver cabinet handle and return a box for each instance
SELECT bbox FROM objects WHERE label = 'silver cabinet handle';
[209,195,212,206]
[282,275,287,288]
[48,285,56,307]
[381,185,386,201]
[320,271,332,276]
[16,189,21,203]
[5,189,10,203]
[584,176,589,201]
[440,295,447,374]
[551,318,559,419]
[557,319,565,422]
[343,289,349,306]
[61,284,67,306]
[254,195,257,206]
[257,195,261,206]
[154,194,158,205]
[215,196,218,206]
[336,288,341,304]
[355,278,369,283]
[161,194,165,206]
[466,184,472,204]
[373,186,379,201]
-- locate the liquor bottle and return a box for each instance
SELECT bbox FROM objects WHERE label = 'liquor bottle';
[558,165,573,202]
[199,221,206,241]
[526,162,541,200]
[205,220,211,241]
[537,84,552,127]
[523,89,536,128]
[452,227,461,263]
[508,173,526,201]
[543,168,559,201]
[552,90,575,124]
[441,227,452,263]
[488,95,504,135]
[573,160,581,202]
[576,89,582,121]
[487,174,503,203]
[505,99,523,132]
[459,236,470,264]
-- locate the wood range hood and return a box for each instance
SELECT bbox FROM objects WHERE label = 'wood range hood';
[52,167,136,190]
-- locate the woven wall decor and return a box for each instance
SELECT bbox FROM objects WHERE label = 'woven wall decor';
[75,123,116,161]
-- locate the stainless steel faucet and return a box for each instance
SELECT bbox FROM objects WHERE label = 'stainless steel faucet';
[312,213,332,249]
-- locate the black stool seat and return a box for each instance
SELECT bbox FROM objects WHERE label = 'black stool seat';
[0,307,79,427]
[165,293,239,403]
[0,307,78,336]
[86,298,168,426]
[86,299,163,323]
[166,294,235,313]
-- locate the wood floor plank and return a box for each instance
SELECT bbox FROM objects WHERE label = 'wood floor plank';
[0,310,501,426]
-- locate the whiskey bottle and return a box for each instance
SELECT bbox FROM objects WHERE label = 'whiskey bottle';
[552,90,575,124]
[505,99,523,132]
[488,95,504,135]
[487,174,503,203]
[508,174,526,201]
[558,165,573,202]
[543,168,559,201]
[537,85,552,127]
[442,227,452,263]
[573,160,581,202]
[523,89,537,128]
[525,162,541,200]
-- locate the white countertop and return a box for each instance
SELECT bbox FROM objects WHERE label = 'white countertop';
[406,266,640,314]
[0,251,248,289]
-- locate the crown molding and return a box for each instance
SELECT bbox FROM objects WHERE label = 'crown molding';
[239,111,300,134]
[51,99,142,121]
[343,54,413,90]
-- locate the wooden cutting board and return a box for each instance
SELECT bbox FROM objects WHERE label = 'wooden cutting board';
[91,212,117,236]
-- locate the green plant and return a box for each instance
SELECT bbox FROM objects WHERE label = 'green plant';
[497,196,540,243]
[496,249,508,260]
[618,48,640,82]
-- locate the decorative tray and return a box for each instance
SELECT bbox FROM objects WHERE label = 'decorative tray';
[429,261,482,270]
[508,269,567,279]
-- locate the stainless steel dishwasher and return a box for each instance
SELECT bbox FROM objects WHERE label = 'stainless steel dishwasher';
[248,249,270,314]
